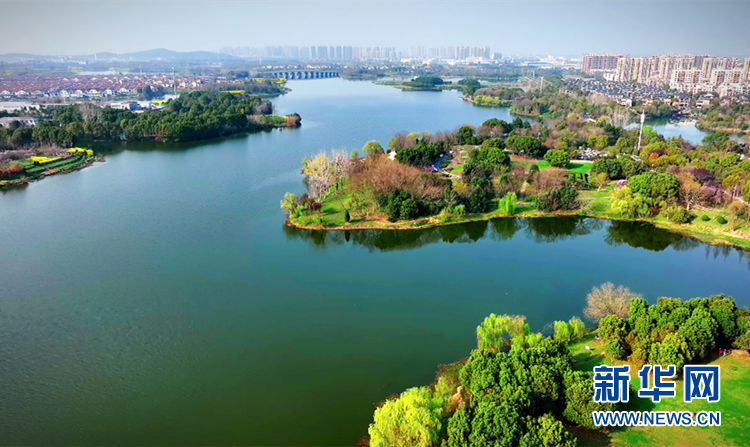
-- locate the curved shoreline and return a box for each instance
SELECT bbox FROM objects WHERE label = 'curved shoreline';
[286,210,750,250]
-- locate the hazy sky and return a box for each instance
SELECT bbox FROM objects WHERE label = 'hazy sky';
[2,0,749,57]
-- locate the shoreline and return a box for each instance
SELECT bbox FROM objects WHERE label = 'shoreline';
[286,208,750,250]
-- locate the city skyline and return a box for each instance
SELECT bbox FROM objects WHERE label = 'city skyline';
[1,0,749,57]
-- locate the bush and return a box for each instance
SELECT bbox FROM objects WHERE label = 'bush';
[535,186,579,211]
[716,216,728,224]
[544,149,571,168]
[660,205,690,223]
[701,214,711,221]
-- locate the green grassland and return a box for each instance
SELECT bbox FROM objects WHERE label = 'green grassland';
[569,335,750,447]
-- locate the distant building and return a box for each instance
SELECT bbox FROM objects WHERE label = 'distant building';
[0,117,38,128]
[582,54,625,75]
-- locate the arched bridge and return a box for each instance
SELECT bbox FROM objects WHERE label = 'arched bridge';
[263,70,340,80]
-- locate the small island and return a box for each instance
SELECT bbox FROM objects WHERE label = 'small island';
[1,90,300,187]
[282,115,750,250]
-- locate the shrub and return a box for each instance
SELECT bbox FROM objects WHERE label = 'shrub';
[701,214,710,221]
[344,209,350,223]
[535,186,578,211]
[454,204,466,216]
[660,205,690,223]
[716,216,728,225]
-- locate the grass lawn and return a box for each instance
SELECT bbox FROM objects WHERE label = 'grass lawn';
[538,160,593,174]
[568,335,750,447]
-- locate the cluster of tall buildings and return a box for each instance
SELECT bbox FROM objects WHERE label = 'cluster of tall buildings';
[219,45,497,62]
[582,54,750,97]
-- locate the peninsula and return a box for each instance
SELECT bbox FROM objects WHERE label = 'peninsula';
[282,116,750,250]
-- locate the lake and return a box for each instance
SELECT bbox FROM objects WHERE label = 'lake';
[0,79,748,446]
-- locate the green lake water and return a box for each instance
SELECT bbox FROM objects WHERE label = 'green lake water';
[0,79,748,446]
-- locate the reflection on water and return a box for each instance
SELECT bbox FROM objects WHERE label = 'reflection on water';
[283,217,743,255]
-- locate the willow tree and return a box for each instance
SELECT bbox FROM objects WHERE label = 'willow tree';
[477,314,528,351]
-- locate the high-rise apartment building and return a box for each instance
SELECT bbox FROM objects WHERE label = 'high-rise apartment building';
[582,54,625,74]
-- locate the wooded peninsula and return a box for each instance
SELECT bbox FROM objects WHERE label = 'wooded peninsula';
[0,90,300,187]
[282,115,750,250]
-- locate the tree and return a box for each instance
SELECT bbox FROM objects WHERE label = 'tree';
[649,333,690,371]
[519,414,576,447]
[350,149,359,160]
[499,192,518,216]
[679,173,705,211]
[611,186,651,218]
[535,186,578,211]
[469,186,491,213]
[562,371,617,429]
[476,314,527,351]
[481,138,505,150]
[507,135,545,157]
[363,140,385,157]
[591,158,624,180]
[457,125,476,145]
[569,317,586,338]
[368,387,443,447]
[554,321,571,342]
[280,192,298,214]
[628,172,680,201]
[544,149,570,168]
[592,172,609,192]
[677,307,718,359]
[584,282,640,322]
[598,314,628,343]
[443,405,471,447]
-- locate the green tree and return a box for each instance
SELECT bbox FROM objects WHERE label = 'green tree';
[544,149,570,168]
[562,371,617,429]
[368,387,442,447]
[457,125,476,145]
[611,186,652,218]
[507,135,545,157]
[569,317,586,338]
[554,321,572,342]
[476,314,528,351]
[598,314,628,343]
[363,140,385,157]
[280,192,298,214]
[678,307,718,359]
[469,186,491,213]
[519,414,576,447]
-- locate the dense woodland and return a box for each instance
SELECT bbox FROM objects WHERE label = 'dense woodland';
[0,91,299,152]
[364,287,749,447]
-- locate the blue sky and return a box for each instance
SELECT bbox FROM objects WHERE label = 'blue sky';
[2,0,749,56]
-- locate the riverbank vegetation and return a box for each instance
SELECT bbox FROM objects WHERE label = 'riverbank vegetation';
[364,285,750,447]
[282,114,750,249]
[0,91,299,150]
[0,146,99,187]
[696,100,750,133]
